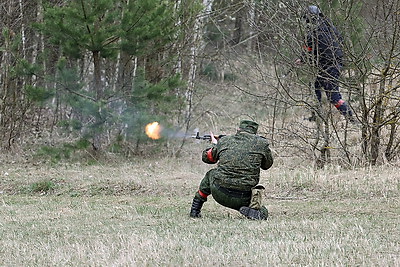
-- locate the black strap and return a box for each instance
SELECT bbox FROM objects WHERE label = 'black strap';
[214,183,251,198]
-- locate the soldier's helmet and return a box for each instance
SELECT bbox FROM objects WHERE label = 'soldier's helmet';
[307,5,322,16]
[239,120,258,134]
[303,5,323,23]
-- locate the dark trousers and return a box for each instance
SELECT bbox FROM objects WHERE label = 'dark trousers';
[315,66,342,103]
[314,66,352,117]
[195,169,251,211]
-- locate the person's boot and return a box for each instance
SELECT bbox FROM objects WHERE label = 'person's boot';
[336,101,354,121]
[249,184,265,209]
[239,206,268,220]
[190,198,205,218]
[260,206,269,219]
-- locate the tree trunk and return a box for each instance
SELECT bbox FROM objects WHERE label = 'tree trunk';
[232,4,245,45]
[370,73,387,165]
[93,50,102,101]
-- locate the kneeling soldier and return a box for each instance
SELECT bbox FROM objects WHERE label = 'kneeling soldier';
[190,120,273,220]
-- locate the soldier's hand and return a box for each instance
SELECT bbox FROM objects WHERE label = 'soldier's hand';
[295,58,303,65]
[210,132,218,144]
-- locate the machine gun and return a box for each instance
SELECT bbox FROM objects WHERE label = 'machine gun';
[192,132,226,141]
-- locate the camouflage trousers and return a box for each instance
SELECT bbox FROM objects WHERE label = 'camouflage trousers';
[195,169,264,211]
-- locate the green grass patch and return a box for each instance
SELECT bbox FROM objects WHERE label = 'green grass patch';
[26,180,56,194]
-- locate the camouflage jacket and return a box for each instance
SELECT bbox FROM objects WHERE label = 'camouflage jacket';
[202,131,273,191]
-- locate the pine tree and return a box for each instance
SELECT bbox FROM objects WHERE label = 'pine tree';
[36,0,184,153]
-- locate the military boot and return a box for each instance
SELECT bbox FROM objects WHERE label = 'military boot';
[239,206,268,220]
[190,198,205,218]
[249,184,265,210]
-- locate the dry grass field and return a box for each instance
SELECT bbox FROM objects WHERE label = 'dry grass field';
[0,149,399,266]
[1,73,399,265]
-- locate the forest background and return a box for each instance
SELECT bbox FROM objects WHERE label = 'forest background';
[0,0,399,167]
[0,0,399,266]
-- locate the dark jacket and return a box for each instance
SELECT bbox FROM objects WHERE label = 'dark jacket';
[305,18,344,69]
[201,131,273,191]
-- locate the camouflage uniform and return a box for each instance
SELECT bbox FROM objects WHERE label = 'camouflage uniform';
[190,120,273,220]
